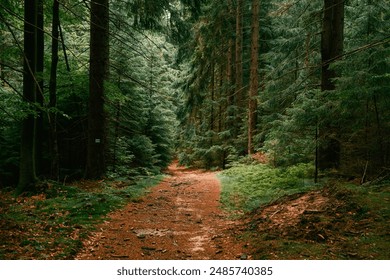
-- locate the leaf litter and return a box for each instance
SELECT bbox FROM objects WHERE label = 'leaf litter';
[1,164,389,260]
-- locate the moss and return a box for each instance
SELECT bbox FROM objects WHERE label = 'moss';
[218,163,316,212]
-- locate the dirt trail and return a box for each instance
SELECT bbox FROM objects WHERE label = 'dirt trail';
[76,163,247,260]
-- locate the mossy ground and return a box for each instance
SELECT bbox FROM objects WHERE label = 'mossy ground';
[219,163,390,259]
[0,176,162,259]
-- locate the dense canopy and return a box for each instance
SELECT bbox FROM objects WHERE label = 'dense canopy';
[0,0,389,190]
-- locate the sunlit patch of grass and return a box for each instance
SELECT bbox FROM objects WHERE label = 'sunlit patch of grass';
[218,163,316,212]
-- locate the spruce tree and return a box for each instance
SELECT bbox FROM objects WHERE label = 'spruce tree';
[248,0,259,155]
[319,0,344,170]
[332,0,390,177]
[17,0,39,193]
[86,0,110,179]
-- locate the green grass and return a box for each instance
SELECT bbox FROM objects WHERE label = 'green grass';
[338,183,390,259]
[218,163,316,212]
[252,182,390,260]
[0,175,163,259]
[219,163,390,259]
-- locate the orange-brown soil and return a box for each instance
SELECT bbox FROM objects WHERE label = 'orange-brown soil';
[76,163,248,260]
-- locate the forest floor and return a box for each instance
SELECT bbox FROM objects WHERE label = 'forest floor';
[1,162,389,260]
[76,162,390,260]
[240,184,390,259]
[75,163,248,260]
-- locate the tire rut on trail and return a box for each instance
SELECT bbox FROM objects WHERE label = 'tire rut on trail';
[76,163,248,260]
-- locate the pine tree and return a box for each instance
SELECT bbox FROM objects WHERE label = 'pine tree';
[235,0,244,133]
[260,0,323,169]
[107,0,179,176]
[319,0,344,170]
[86,0,110,179]
[332,0,390,178]
[48,0,60,180]
[176,1,239,168]
[17,0,39,193]
[248,0,259,155]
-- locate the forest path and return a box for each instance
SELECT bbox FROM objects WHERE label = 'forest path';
[76,162,247,260]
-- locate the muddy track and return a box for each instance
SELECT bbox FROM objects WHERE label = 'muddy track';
[76,163,248,260]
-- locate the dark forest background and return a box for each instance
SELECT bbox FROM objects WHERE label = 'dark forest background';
[0,0,389,192]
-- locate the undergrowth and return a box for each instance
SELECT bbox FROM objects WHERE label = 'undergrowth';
[0,176,162,259]
[248,182,390,259]
[219,161,390,259]
[218,162,316,212]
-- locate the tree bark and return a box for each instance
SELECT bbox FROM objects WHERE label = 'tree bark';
[319,0,344,170]
[248,0,259,155]
[218,64,224,134]
[49,0,60,181]
[235,0,243,97]
[86,0,110,179]
[226,0,235,139]
[35,0,44,175]
[18,0,38,193]
[235,0,244,135]
[321,0,344,92]
[210,61,215,133]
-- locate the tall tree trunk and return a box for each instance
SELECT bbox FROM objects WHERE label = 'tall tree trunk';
[319,0,344,170]
[113,101,121,173]
[235,0,243,98]
[373,94,384,166]
[0,37,4,86]
[235,0,244,136]
[226,0,235,140]
[210,61,215,133]
[321,0,344,92]
[248,0,259,156]
[49,0,60,181]
[86,0,110,179]
[35,0,44,175]
[218,64,224,134]
[18,0,38,193]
